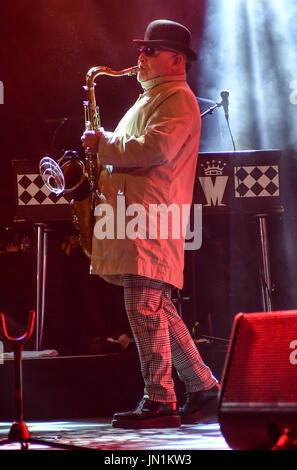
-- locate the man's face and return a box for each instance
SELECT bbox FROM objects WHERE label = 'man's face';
[137,46,181,82]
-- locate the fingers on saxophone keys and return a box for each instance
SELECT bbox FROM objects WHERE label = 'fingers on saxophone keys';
[81,130,95,148]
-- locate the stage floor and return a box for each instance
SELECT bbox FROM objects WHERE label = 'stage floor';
[0,417,230,451]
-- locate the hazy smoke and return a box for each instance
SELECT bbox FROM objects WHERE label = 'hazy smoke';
[198,0,297,151]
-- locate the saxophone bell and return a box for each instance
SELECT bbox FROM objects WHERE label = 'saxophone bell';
[39,151,85,195]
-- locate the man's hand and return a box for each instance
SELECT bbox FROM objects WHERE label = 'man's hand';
[81,130,103,153]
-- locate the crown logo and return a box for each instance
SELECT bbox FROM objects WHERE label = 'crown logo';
[201,160,227,176]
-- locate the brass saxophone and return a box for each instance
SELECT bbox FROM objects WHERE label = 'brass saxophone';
[40,65,138,258]
[71,65,139,258]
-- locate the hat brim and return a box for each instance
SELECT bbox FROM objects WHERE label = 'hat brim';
[133,39,197,61]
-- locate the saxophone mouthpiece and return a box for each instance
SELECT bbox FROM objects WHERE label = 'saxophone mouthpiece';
[126,66,139,75]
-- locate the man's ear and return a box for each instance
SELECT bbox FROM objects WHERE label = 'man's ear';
[172,53,186,69]
[173,55,181,66]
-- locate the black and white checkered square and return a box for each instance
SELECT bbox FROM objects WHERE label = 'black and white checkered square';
[17,173,71,206]
[234,165,279,198]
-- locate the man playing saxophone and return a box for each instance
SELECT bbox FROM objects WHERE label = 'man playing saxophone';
[81,19,219,429]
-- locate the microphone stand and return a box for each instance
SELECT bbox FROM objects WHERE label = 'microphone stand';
[200,95,236,151]
[200,101,222,119]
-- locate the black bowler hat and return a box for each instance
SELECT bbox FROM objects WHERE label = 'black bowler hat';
[133,19,197,62]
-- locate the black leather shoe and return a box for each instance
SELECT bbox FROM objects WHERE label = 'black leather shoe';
[112,396,181,429]
[179,384,220,424]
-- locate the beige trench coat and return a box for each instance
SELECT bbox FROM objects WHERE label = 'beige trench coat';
[90,74,201,289]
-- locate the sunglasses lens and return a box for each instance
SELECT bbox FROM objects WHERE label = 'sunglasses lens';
[146,47,155,56]
[137,47,155,57]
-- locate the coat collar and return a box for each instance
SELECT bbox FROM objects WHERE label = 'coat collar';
[140,74,186,92]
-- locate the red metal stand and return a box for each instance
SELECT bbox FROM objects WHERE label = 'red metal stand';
[0,310,93,450]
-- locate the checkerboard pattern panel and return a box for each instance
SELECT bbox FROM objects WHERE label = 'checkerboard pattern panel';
[17,173,71,206]
[234,165,280,198]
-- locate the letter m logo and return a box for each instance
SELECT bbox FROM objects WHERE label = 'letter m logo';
[199,175,228,206]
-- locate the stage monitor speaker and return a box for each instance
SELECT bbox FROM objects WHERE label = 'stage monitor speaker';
[218,310,297,450]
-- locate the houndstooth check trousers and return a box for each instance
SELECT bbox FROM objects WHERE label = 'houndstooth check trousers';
[123,274,218,403]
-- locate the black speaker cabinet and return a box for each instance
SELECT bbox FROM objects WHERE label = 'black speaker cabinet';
[218,310,297,450]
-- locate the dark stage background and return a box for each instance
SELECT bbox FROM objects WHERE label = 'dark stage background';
[0,0,296,358]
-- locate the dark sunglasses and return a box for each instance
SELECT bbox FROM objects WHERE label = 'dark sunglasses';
[137,46,178,57]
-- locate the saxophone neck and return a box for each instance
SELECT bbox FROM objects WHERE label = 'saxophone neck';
[86,65,139,85]
[83,65,139,130]
[116,65,139,76]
